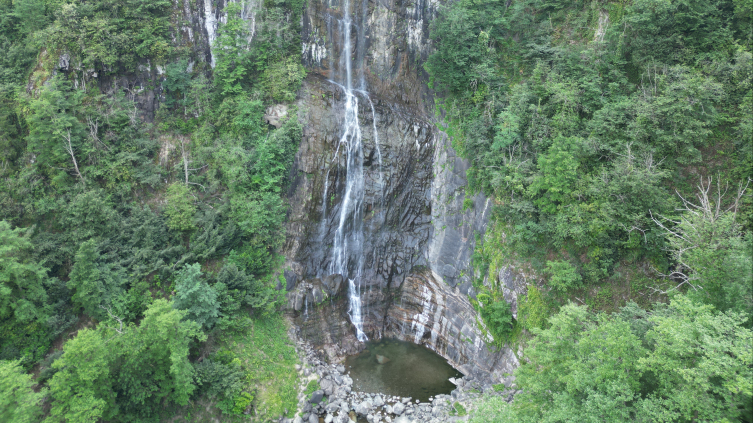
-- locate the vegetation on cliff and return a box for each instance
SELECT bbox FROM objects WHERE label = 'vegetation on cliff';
[426,0,752,420]
[0,0,305,420]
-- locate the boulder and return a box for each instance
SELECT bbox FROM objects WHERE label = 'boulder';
[310,390,324,404]
[392,402,405,415]
[322,274,344,296]
[312,286,325,304]
[264,104,288,128]
[321,379,335,396]
[294,292,304,312]
[356,399,373,416]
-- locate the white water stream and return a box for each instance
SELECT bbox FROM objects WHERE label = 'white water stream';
[324,0,372,342]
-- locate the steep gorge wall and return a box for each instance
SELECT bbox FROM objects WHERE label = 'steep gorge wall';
[87,0,526,385]
[283,0,527,385]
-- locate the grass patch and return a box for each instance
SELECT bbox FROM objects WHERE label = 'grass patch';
[304,380,320,396]
[450,401,468,416]
[225,314,299,420]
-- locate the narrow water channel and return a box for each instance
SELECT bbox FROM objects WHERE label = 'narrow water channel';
[344,338,462,403]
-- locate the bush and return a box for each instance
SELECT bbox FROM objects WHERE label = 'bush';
[173,263,219,329]
[518,285,547,331]
[261,58,306,103]
[194,355,246,415]
[544,260,582,292]
[165,183,196,233]
[478,293,514,343]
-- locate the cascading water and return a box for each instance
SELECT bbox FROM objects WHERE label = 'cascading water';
[324,0,370,342]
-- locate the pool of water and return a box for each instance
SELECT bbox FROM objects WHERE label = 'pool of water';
[344,338,462,403]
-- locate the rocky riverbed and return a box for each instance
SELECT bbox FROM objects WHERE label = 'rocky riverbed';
[285,336,518,423]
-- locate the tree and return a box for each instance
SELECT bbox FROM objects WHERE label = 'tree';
[26,77,87,183]
[164,182,196,233]
[45,329,112,423]
[543,260,582,292]
[68,239,122,320]
[0,360,47,423]
[213,2,251,96]
[173,263,219,329]
[528,136,582,215]
[47,299,206,422]
[0,221,48,323]
[653,177,753,316]
[637,296,753,422]
[498,298,752,422]
[477,293,514,345]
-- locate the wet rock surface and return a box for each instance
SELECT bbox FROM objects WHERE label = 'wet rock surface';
[384,270,520,385]
[283,0,528,393]
[282,0,529,384]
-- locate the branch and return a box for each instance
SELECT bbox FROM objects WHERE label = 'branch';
[62,129,84,182]
[99,305,124,334]
[187,181,207,191]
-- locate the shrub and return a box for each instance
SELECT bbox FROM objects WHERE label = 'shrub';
[478,293,514,343]
[518,285,547,331]
[544,260,582,292]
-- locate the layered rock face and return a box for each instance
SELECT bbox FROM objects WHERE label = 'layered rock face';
[283,0,525,385]
[285,74,435,350]
[383,270,519,385]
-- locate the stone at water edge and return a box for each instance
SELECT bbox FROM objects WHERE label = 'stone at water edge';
[356,399,373,415]
[392,402,405,415]
[321,379,335,395]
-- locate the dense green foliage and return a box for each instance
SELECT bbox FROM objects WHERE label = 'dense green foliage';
[429,1,753,420]
[47,300,205,422]
[0,0,305,419]
[0,360,46,423]
[428,0,752,286]
[429,0,752,360]
[477,291,514,344]
[173,263,219,330]
[477,297,752,422]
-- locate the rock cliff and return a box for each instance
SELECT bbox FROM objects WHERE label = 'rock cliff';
[280,0,526,385]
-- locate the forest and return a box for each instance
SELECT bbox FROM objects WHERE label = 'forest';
[1,0,306,420]
[427,0,753,421]
[0,0,751,422]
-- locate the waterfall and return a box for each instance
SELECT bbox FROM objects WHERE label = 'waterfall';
[324,0,369,342]
[304,294,309,320]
